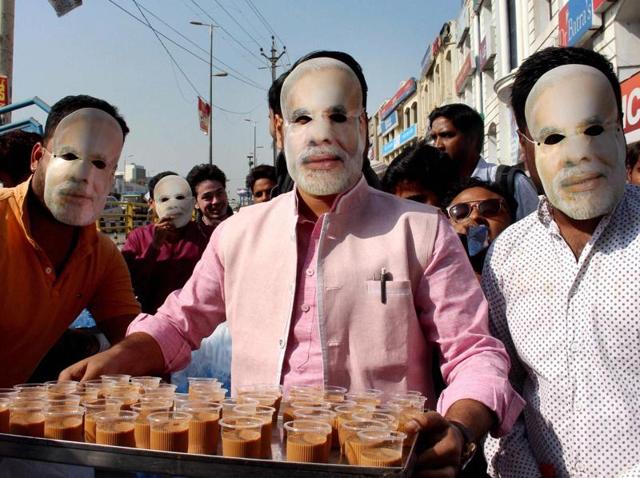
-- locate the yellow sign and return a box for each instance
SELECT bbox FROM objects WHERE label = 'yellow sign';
[0,76,7,107]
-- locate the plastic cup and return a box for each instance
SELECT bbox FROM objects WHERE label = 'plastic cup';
[323,385,348,404]
[237,384,283,414]
[44,406,84,441]
[357,430,406,467]
[284,419,332,463]
[188,378,220,398]
[94,410,138,447]
[105,385,140,410]
[13,383,47,400]
[353,411,399,430]
[233,404,276,458]
[0,397,12,433]
[220,397,259,418]
[83,398,123,443]
[189,387,227,404]
[387,396,425,446]
[9,400,46,437]
[81,379,112,399]
[147,411,191,452]
[100,374,131,384]
[142,383,177,400]
[292,407,337,451]
[282,399,331,425]
[340,419,390,465]
[181,401,222,455]
[0,388,18,400]
[334,403,376,447]
[219,416,262,458]
[131,400,173,449]
[131,376,162,393]
[45,380,79,399]
[345,389,384,406]
[45,395,82,408]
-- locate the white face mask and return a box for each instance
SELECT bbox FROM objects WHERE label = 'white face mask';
[280,58,365,196]
[153,175,195,228]
[525,64,626,220]
[42,108,123,226]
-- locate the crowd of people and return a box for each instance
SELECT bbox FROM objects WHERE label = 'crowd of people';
[1,45,639,477]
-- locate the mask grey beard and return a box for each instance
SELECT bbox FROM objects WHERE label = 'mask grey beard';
[286,149,363,196]
[543,161,626,220]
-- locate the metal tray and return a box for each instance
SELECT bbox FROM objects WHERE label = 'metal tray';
[0,429,417,477]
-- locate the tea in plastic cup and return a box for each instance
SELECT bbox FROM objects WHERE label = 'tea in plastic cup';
[45,395,82,408]
[45,380,79,399]
[181,401,222,455]
[334,403,376,447]
[345,389,384,407]
[353,411,399,431]
[100,374,131,384]
[323,385,348,404]
[44,406,84,441]
[94,410,137,447]
[9,400,46,437]
[131,376,162,393]
[292,407,337,451]
[105,385,140,410]
[142,383,177,400]
[219,416,262,458]
[357,430,406,467]
[13,383,47,400]
[0,388,18,400]
[147,411,191,452]
[187,378,220,398]
[233,404,276,458]
[131,400,173,449]
[220,397,259,418]
[282,399,331,424]
[284,420,332,463]
[0,397,12,433]
[237,384,283,414]
[340,419,389,465]
[189,387,227,404]
[83,398,123,443]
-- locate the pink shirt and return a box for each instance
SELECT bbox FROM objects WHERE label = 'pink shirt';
[128,178,524,436]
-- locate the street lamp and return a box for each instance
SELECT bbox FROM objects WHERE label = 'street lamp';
[190,21,228,165]
[244,119,257,167]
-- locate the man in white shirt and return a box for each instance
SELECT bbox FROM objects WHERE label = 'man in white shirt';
[428,103,539,220]
[483,46,640,477]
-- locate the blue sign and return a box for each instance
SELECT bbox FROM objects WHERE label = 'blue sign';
[382,139,397,156]
[379,111,398,136]
[559,0,599,47]
[399,124,417,145]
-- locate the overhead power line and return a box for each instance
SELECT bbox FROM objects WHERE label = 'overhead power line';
[107,0,265,91]
[244,0,291,65]
[212,0,261,48]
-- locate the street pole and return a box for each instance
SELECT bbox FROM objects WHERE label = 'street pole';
[191,21,227,165]
[245,119,257,166]
[260,36,286,167]
[0,0,15,125]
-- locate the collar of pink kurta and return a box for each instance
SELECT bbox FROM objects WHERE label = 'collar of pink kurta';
[291,174,368,222]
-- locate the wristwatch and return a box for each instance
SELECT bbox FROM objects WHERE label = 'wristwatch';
[448,420,477,470]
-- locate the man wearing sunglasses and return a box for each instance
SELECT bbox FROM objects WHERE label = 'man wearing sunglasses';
[444,178,514,275]
[0,95,140,387]
[483,47,640,477]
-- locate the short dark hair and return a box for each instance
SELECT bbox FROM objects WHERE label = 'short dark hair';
[428,103,484,154]
[186,163,227,196]
[287,50,368,110]
[0,130,42,186]
[443,177,515,222]
[246,164,276,191]
[268,72,288,116]
[511,47,623,132]
[148,171,178,199]
[381,140,456,203]
[43,95,129,145]
[627,143,640,170]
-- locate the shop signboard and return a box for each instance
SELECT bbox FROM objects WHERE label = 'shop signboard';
[622,70,640,144]
[558,0,602,47]
[380,78,417,120]
[378,111,399,136]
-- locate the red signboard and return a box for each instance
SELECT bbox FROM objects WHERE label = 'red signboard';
[455,54,474,94]
[0,76,7,107]
[622,70,640,143]
[379,78,417,120]
[197,96,210,135]
[593,0,615,13]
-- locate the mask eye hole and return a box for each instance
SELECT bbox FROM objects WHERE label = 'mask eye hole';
[92,160,107,170]
[160,197,169,203]
[176,195,185,200]
[584,125,605,136]
[543,133,565,145]
[293,115,311,125]
[329,113,347,123]
[60,153,79,161]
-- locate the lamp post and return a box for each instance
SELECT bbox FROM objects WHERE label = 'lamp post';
[244,119,257,167]
[190,21,227,165]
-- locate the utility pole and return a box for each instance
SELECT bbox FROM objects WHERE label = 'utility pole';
[260,36,286,167]
[0,0,15,125]
[244,119,257,166]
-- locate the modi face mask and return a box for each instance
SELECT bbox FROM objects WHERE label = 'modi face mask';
[153,175,195,228]
[524,64,626,220]
[42,108,123,226]
[280,57,366,196]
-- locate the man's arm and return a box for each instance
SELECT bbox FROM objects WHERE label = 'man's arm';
[514,173,539,220]
[480,244,541,477]
[410,214,524,476]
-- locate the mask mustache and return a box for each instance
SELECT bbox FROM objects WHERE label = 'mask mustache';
[299,147,346,164]
[58,183,93,199]
[554,165,608,189]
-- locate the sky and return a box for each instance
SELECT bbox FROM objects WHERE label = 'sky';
[12,0,461,198]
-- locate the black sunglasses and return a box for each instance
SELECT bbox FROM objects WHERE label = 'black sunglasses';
[446,198,506,222]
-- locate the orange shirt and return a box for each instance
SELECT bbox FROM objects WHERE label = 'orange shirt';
[0,181,141,387]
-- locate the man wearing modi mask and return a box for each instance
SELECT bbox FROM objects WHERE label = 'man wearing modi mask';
[62,51,523,475]
[482,47,640,477]
[122,173,212,314]
[0,95,140,387]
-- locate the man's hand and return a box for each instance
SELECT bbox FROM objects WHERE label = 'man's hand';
[59,333,164,381]
[151,217,178,249]
[405,411,465,478]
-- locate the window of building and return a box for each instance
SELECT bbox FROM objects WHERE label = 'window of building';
[507,0,518,70]
[533,0,552,38]
[411,102,418,125]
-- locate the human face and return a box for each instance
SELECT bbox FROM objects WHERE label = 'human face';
[194,179,228,225]
[393,180,439,206]
[280,59,366,197]
[153,175,195,228]
[429,117,477,170]
[252,177,276,203]
[628,158,640,185]
[447,187,512,241]
[525,64,626,220]
[31,108,123,226]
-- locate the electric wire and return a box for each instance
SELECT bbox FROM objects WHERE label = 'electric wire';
[243,0,291,66]
[212,0,261,48]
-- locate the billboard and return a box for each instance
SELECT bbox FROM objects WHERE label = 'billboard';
[558,0,602,47]
[379,78,417,120]
[378,111,399,136]
[0,76,7,108]
[197,96,210,135]
[622,70,640,144]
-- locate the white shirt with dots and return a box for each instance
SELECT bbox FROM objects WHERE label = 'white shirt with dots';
[482,185,640,478]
